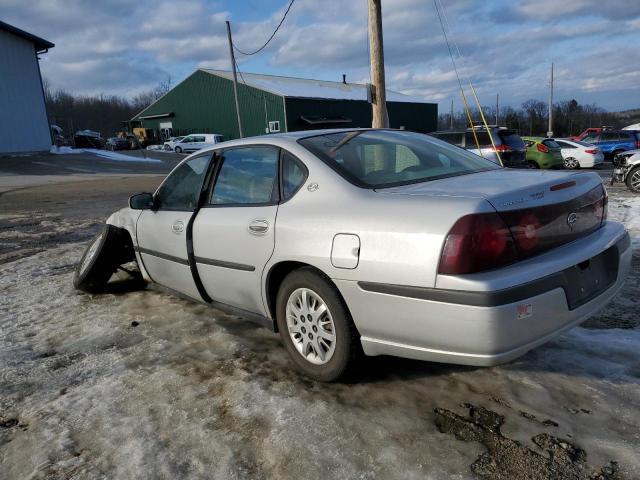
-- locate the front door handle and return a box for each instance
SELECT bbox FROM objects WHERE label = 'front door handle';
[248,219,269,235]
[171,220,185,234]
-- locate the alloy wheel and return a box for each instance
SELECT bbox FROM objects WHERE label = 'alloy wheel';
[564,157,579,169]
[631,169,640,191]
[286,288,336,365]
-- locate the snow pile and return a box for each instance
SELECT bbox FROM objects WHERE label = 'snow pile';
[49,146,161,163]
[1,240,639,478]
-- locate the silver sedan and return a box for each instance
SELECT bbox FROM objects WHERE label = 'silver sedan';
[74,129,631,381]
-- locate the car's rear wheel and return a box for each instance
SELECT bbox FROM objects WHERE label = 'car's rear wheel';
[174,146,182,154]
[276,268,362,382]
[73,225,137,293]
[527,161,539,169]
[563,157,580,169]
[626,166,640,193]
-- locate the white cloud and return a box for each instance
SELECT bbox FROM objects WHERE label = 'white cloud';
[0,0,638,110]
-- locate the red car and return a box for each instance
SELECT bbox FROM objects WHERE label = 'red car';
[570,127,613,141]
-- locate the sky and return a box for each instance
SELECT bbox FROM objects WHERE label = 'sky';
[2,0,639,113]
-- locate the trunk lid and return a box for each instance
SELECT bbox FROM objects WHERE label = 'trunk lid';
[377,169,601,211]
[378,169,607,260]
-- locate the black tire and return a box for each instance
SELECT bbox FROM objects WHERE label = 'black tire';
[626,166,640,193]
[174,146,182,154]
[73,225,134,293]
[275,268,363,382]
[527,161,540,169]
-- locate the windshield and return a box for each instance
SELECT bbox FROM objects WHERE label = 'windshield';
[298,130,499,188]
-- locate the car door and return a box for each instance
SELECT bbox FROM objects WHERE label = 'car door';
[190,135,206,152]
[191,145,282,315]
[136,153,213,300]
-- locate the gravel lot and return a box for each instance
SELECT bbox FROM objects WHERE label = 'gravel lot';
[0,168,638,479]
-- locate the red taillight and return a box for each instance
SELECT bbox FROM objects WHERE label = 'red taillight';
[493,144,510,152]
[438,213,518,274]
[536,143,549,153]
[584,149,598,154]
[636,140,640,149]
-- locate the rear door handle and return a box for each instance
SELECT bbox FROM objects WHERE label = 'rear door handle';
[248,219,270,235]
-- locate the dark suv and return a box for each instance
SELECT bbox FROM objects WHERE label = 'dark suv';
[430,127,527,168]
[581,130,640,158]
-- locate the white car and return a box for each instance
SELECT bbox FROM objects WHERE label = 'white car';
[163,136,185,151]
[173,134,224,154]
[554,139,604,169]
[73,129,630,381]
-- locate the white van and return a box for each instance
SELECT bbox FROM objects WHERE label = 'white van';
[173,134,224,154]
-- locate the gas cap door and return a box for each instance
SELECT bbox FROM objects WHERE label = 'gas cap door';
[331,234,360,269]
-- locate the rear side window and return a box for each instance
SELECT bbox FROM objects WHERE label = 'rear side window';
[211,147,279,205]
[542,139,560,148]
[432,132,463,147]
[498,131,525,149]
[465,131,491,148]
[600,132,619,141]
[281,151,307,200]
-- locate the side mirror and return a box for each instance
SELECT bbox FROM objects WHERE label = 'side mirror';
[129,192,154,210]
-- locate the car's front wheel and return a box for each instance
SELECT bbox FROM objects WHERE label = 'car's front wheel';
[73,225,138,293]
[276,268,362,382]
[626,166,640,193]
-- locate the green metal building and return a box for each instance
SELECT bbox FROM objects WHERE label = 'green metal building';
[131,69,437,142]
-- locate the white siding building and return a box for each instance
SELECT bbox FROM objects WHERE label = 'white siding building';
[0,21,54,154]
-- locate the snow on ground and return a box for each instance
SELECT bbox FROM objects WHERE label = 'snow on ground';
[0,181,639,479]
[50,146,161,163]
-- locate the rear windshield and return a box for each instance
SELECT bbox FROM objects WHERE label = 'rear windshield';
[498,131,525,149]
[298,130,499,189]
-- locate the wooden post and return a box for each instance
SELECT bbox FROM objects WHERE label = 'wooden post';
[547,62,554,138]
[368,0,388,128]
[226,21,243,138]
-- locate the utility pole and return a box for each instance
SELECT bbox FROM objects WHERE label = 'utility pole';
[547,62,554,138]
[450,99,454,129]
[226,21,243,138]
[495,93,499,125]
[368,0,388,128]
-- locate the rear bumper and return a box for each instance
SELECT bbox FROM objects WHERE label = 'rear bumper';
[335,225,631,366]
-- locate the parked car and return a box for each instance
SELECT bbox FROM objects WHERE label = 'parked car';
[569,127,613,142]
[430,127,527,168]
[612,149,640,193]
[74,130,105,149]
[581,130,640,159]
[173,134,224,154]
[553,139,604,169]
[521,137,564,169]
[163,136,185,151]
[106,137,131,151]
[72,129,630,382]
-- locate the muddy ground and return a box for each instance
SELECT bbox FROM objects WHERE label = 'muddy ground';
[1,173,639,479]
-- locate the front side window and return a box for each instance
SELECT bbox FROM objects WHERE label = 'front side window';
[211,146,279,205]
[542,139,561,149]
[181,136,193,143]
[155,154,211,210]
[555,141,574,148]
[299,130,498,189]
[282,151,307,200]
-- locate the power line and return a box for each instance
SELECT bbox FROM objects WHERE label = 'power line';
[233,0,296,56]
